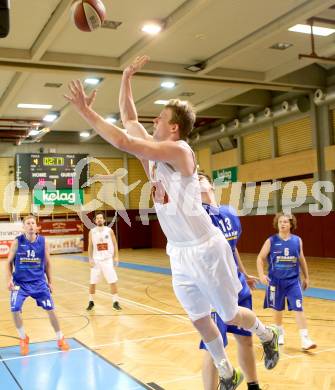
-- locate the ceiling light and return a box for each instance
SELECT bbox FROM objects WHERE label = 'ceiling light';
[43,112,59,122]
[185,61,206,72]
[161,81,176,89]
[141,22,162,35]
[105,116,117,124]
[154,99,169,105]
[84,77,101,86]
[288,24,335,37]
[270,42,293,50]
[17,103,52,109]
[80,131,90,138]
[28,129,39,136]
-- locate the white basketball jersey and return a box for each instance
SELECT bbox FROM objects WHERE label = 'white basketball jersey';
[91,226,114,261]
[149,141,216,245]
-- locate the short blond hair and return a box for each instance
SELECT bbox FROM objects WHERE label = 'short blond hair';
[165,99,196,140]
[273,212,297,231]
[23,214,36,224]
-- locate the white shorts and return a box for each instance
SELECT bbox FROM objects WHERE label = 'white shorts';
[90,259,118,284]
[167,229,242,322]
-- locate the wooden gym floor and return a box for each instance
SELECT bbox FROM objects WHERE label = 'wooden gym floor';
[0,249,334,390]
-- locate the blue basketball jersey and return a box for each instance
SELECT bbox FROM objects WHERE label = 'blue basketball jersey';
[268,234,301,279]
[13,234,46,283]
[202,203,250,299]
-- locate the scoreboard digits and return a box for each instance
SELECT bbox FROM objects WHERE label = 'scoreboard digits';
[15,153,88,189]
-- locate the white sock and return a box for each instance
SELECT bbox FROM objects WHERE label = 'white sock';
[112,294,119,303]
[204,336,233,379]
[56,331,63,341]
[247,318,272,342]
[299,329,308,339]
[17,326,25,339]
[89,294,95,302]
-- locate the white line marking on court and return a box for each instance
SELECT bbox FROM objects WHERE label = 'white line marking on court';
[55,275,189,324]
[0,347,84,362]
[91,330,197,349]
[0,330,197,362]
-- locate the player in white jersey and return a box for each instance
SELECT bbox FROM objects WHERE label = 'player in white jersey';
[86,212,121,311]
[65,56,279,390]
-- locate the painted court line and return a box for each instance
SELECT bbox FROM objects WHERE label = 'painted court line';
[55,275,189,324]
[0,330,197,363]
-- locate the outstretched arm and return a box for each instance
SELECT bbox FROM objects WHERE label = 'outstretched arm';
[65,81,193,175]
[119,55,152,141]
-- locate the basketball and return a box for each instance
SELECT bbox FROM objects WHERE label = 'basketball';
[71,0,106,32]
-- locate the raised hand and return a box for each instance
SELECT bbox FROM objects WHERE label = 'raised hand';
[64,80,97,113]
[123,55,150,78]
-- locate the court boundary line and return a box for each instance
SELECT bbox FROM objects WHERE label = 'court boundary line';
[74,337,152,390]
[0,352,24,389]
[0,330,197,362]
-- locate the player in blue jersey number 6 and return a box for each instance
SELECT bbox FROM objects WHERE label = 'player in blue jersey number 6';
[6,215,69,355]
[257,213,316,350]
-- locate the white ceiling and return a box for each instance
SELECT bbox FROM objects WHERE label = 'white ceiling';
[0,0,334,147]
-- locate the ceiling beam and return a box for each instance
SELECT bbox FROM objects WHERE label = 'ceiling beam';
[197,105,238,118]
[119,0,211,68]
[0,58,311,92]
[0,73,29,116]
[0,0,72,119]
[199,0,335,75]
[42,52,120,69]
[265,41,335,81]
[273,64,327,89]
[224,90,272,107]
[30,0,73,60]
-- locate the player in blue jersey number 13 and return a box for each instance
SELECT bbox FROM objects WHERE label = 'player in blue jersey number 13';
[6,215,69,355]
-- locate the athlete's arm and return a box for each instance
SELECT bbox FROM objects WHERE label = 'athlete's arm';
[88,230,94,268]
[298,238,310,290]
[6,239,18,290]
[235,248,259,290]
[65,81,194,176]
[45,241,53,292]
[110,229,119,266]
[256,238,271,286]
[119,55,153,141]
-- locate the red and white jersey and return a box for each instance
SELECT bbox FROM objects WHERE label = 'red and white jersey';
[91,226,114,261]
[149,141,216,246]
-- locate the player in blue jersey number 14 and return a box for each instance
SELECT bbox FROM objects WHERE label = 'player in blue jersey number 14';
[6,215,69,355]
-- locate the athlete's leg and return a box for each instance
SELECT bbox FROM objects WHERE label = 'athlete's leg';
[234,334,258,384]
[202,351,218,390]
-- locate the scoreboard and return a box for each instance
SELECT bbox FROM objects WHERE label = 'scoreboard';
[15,153,89,189]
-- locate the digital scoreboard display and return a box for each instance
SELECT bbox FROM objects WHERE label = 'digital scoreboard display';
[15,153,89,189]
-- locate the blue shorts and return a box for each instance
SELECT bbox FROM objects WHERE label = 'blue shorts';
[264,276,303,311]
[199,292,253,350]
[11,280,55,312]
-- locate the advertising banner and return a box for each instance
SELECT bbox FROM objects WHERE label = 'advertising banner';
[0,222,23,258]
[39,220,84,254]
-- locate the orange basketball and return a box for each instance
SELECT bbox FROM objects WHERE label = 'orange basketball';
[71,0,106,32]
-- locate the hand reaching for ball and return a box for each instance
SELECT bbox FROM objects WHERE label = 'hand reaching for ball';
[124,55,150,78]
[64,80,97,114]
